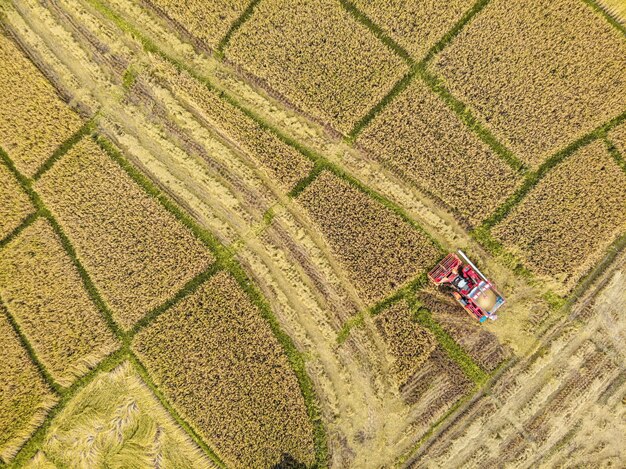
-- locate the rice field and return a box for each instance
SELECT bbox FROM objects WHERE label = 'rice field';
[0,307,56,463]
[609,120,626,158]
[33,362,216,469]
[224,0,408,134]
[0,31,82,177]
[34,137,214,329]
[492,140,626,289]
[357,78,522,227]
[133,271,316,468]
[297,170,440,305]
[0,219,119,386]
[0,160,33,241]
[431,0,626,167]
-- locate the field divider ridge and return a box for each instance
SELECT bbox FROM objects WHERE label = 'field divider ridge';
[127,351,227,468]
[94,131,330,467]
[216,0,262,58]
[0,211,39,250]
[580,0,626,38]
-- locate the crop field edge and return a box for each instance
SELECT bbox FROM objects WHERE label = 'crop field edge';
[94,133,330,468]
[215,0,262,58]
[582,0,626,37]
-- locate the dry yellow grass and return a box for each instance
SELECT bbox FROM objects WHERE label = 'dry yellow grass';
[133,271,315,469]
[35,137,214,330]
[609,120,626,158]
[0,32,82,177]
[24,453,56,469]
[225,0,408,134]
[0,160,34,241]
[357,79,522,227]
[0,219,119,387]
[34,362,216,469]
[431,0,626,167]
[152,60,313,189]
[351,0,476,58]
[0,307,57,464]
[146,0,249,50]
[375,300,437,384]
[297,171,440,304]
[492,140,626,289]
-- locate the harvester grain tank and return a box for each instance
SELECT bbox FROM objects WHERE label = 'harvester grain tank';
[428,250,505,323]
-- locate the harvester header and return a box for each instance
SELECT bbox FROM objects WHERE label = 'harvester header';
[428,250,505,323]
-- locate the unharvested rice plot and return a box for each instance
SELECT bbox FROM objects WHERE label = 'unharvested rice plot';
[297,171,440,304]
[0,161,34,241]
[375,300,437,384]
[35,137,214,329]
[133,271,315,468]
[0,32,82,177]
[146,0,248,50]
[225,0,408,134]
[0,219,119,386]
[431,0,626,167]
[34,362,216,469]
[417,291,511,372]
[351,0,475,59]
[357,79,521,226]
[402,346,472,425]
[0,307,56,464]
[151,60,313,189]
[492,140,626,289]
[608,120,626,158]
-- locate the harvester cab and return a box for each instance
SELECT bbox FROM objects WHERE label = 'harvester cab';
[428,250,504,323]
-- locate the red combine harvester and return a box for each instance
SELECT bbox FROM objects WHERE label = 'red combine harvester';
[428,250,504,323]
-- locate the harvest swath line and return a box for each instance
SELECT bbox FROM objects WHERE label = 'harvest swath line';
[93,132,329,467]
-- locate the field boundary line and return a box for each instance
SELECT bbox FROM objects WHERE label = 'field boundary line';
[216,0,261,58]
[0,211,39,250]
[604,134,626,173]
[7,349,127,468]
[31,117,97,181]
[581,0,626,38]
[95,132,330,467]
[128,352,227,468]
[0,299,62,395]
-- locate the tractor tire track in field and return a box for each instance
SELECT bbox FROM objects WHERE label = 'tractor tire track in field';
[0,0,468,465]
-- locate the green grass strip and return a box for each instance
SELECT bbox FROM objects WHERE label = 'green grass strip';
[0,300,62,395]
[0,211,39,250]
[128,263,222,337]
[7,348,127,468]
[604,134,626,173]
[581,0,626,38]
[336,311,365,345]
[338,0,414,65]
[411,299,488,385]
[32,118,97,181]
[418,67,526,173]
[95,133,329,467]
[216,0,261,58]
[128,352,227,469]
[288,160,327,198]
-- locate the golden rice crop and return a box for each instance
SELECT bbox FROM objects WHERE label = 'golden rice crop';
[0,161,34,240]
[357,79,522,227]
[0,308,56,464]
[36,362,216,469]
[375,300,437,384]
[430,0,626,167]
[225,0,408,134]
[146,0,249,50]
[351,0,475,58]
[0,32,82,177]
[492,140,626,288]
[35,137,214,330]
[598,0,626,23]
[133,271,315,468]
[609,121,626,158]
[151,59,313,189]
[297,171,440,304]
[0,219,119,387]
[417,292,510,372]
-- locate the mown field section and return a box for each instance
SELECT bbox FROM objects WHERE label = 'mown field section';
[0,32,82,176]
[431,0,626,167]
[225,0,408,134]
[34,137,214,329]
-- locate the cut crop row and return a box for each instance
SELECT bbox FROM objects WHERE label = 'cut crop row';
[34,137,214,330]
[224,0,408,134]
[0,32,83,177]
[132,271,316,469]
